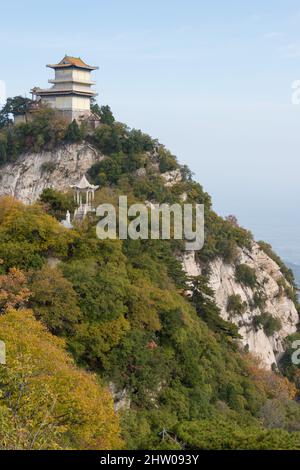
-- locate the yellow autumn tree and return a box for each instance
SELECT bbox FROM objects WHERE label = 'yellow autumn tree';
[0,308,123,450]
[0,196,76,270]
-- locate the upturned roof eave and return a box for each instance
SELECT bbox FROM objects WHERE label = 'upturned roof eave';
[47,63,98,71]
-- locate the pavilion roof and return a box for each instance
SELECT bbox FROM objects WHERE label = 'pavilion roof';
[47,55,98,70]
[71,175,99,190]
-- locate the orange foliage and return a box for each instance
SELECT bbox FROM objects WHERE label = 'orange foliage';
[0,267,31,312]
[245,354,296,400]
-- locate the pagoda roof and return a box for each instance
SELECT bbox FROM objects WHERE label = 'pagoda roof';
[31,87,97,97]
[47,55,98,70]
[71,175,99,190]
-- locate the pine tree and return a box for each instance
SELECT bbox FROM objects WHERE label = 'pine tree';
[65,119,82,143]
[6,130,17,161]
[0,141,7,164]
[100,105,115,125]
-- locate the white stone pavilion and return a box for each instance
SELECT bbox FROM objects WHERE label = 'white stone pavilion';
[71,175,99,220]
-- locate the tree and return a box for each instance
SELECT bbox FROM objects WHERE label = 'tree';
[90,97,102,117]
[39,188,76,220]
[100,105,115,125]
[191,275,240,339]
[0,308,122,449]
[90,100,115,125]
[0,96,33,129]
[28,265,82,336]
[176,418,300,450]
[0,141,7,164]
[245,355,296,400]
[92,124,121,155]
[6,129,18,160]
[65,119,82,143]
[0,267,31,312]
[225,215,239,227]
[0,196,75,270]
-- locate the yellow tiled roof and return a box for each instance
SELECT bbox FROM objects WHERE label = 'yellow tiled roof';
[47,55,98,70]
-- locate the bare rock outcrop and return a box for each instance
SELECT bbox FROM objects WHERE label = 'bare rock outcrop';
[0,143,104,203]
[182,245,299,369]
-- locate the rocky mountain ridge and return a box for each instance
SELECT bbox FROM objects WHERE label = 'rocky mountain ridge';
[0,143,298,369]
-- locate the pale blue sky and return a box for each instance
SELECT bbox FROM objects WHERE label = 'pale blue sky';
[1,0,300,261]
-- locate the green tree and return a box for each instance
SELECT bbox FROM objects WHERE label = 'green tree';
[0,141,7,164]
[176,418,300,450]
[6,130,18,160]
[28,265,82,336]
[99,105,115,125]
[0,96,33,128]
[65,119,82,143]
[191,275,240,339]
[0,196,75,270]
[0,308,122,450]
[39,188,76,220]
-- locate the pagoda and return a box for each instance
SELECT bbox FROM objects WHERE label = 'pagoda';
[31,55,99,122]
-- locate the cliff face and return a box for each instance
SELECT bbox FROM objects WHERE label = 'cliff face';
[0,144,298,368]
[0,144,104,203]
[182,245,299,369]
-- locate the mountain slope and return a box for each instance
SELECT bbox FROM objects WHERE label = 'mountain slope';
[0,139,298,369]
[0,108,299,449]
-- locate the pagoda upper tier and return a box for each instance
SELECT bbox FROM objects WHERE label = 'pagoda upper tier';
[47,55,98,71]
[31,56,99,122]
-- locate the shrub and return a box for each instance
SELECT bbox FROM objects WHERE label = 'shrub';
[251,290,267,310]
[39,188,76,220]
[258,241,295,286]
[227,294,247,316]
[176,418,300,450]
[253,312,282,337]
[235,264,257,288]
[157,147,178,173]
[41,161,56,173]
[65,119,82,143]
[219,239,239,264]
[0,107,68,162]
[277,277,298,304]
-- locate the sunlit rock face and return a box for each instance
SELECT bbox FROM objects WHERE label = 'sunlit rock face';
[0,143,104,204]
[182,244,299,369]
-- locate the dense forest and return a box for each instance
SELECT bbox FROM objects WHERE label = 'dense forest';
[0,101,300,449]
